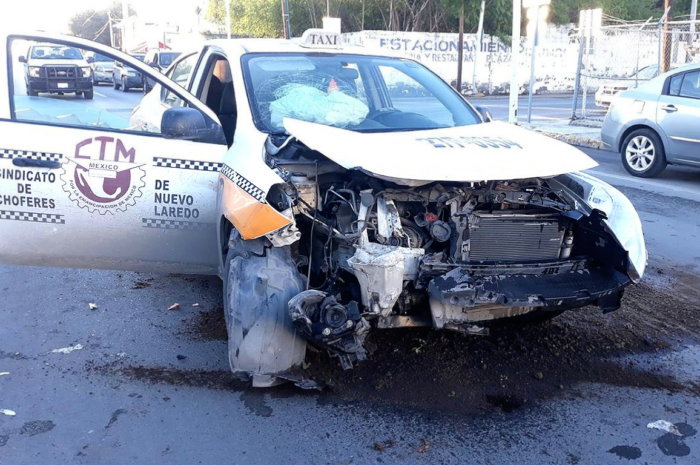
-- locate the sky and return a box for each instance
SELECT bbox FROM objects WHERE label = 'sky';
[0,0,207,33]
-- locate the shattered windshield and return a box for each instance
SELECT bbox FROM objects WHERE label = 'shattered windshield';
[242,53,480,134]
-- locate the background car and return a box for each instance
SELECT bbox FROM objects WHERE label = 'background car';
[601,62,700,177]
[594,65,679,108]
[142,49,181,94]
[20,43,93,98]
[112,53,145,92]
[88,52,114,85]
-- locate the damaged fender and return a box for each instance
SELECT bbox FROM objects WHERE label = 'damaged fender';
[223,231,307,387]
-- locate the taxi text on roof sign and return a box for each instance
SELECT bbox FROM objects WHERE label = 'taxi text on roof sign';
[299,29,342,49]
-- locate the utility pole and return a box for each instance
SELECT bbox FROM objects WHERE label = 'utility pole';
[281,0,291,39]
[472,0,486,95]
[361,0,365,30]
[509,0,521,124]
[526,5,540,123]
[121,0,129,51]
[662,0,674,72]
[690,0,697,33]
[225,0,231,39]
[456,1,465,94]
[525,0,549,123]
[108,10,114,48]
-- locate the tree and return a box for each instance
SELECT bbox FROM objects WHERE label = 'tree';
[68,2,136,46]
[205,0,683,39]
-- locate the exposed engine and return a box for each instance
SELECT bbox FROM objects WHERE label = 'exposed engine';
[263,137,631,368]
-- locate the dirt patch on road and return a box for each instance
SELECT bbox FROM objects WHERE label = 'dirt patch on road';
[181,307,228,342]
[303,280,700,415]
[98,278,700,417]
[94,363,246,391]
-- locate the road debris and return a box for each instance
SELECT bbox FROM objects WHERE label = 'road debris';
[88,302,98,310]
[50,344,84,355]
[647,420,682,436]
[20,420,55,436]
[192,303,200,307]
[176,355,187,361]
[417,439,431,453]
[0,372,9,376]
[0,409,16,416]
[167,303,181,311]
[105,409,127,429]
[372,439,396,452]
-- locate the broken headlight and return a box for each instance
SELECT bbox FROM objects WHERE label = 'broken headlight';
[572,172,647,282]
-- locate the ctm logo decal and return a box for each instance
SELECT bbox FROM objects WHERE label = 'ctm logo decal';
[61,137,146,214]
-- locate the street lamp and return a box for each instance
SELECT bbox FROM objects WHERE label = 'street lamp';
[524,0,550,123]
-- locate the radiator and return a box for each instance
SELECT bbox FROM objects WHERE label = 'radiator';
[467,212,566,262]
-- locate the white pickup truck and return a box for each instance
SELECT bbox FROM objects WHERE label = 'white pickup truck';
[20,42,94,99]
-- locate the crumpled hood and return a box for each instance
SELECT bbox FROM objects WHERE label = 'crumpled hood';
[284,118,598,186]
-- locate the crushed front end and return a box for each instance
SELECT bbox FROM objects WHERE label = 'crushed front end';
[262,136,643,370]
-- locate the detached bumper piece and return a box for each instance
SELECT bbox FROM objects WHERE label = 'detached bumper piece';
[428,266,631,331]
[289,290,370,370]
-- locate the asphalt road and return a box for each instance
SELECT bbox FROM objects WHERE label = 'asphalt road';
[89,82,144,114]
[1,145,699,464]
[471,95,602,122]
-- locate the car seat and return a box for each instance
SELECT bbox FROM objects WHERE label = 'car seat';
[206,75,223,113]
[219,82,237,146]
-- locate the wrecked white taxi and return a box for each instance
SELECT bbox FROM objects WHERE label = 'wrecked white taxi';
[0,30,646,388]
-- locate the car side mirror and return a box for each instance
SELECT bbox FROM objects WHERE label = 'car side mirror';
[162,107,227,144]
[18,56,26,63]
[86,56,95,63]
[474,105,493,123]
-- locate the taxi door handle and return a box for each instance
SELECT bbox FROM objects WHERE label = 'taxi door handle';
[12,157,61,169]
[660,104,678,113]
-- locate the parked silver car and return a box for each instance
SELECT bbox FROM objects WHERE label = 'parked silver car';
[601,63,700,178]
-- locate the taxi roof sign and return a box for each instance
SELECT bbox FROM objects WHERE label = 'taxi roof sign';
[299,29,342,49]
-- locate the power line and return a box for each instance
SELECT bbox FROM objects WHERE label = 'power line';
[93,21,110,41]
[81,10,99,27]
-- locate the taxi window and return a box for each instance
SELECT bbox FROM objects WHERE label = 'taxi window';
[242,53,480,134]
[162,54,198,107]
[378,65,456,128]
[8,37,191,135]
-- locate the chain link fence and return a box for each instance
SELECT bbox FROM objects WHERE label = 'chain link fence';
[571,19,700,123]
[660,20,700,73]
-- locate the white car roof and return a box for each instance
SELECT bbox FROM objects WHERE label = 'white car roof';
[206,37,405,60]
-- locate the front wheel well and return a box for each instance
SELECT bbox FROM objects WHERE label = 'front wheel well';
[218,216,234,274]
[618,125,664,153]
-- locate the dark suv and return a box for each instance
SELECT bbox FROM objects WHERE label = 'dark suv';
[20,43,94,99]
[112,54,145,92]
[142,50,181,93]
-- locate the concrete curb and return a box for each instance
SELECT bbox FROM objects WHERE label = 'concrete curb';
[536,131,604,150]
